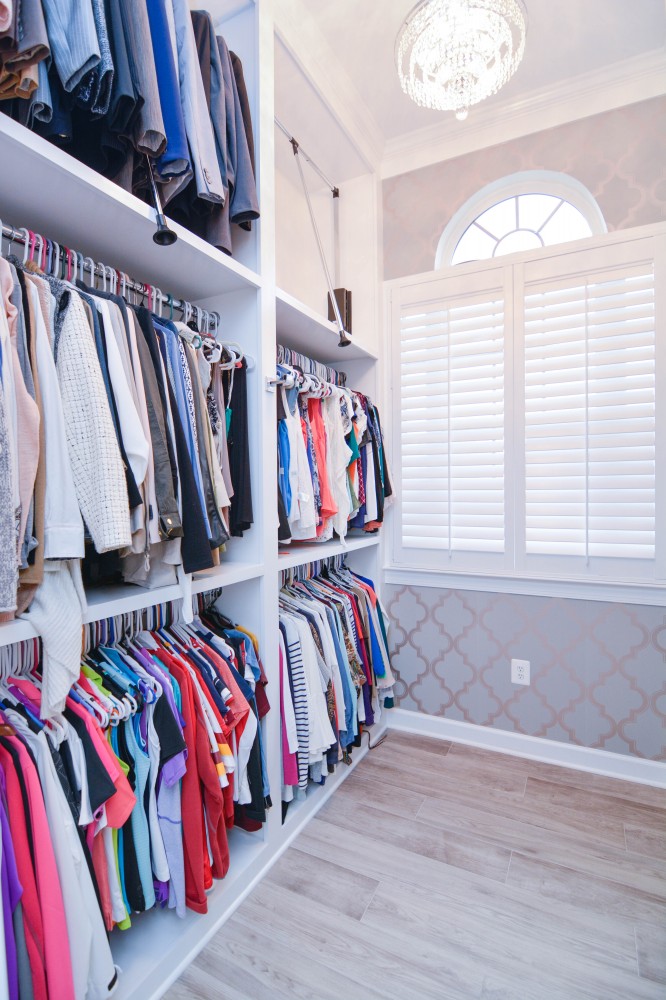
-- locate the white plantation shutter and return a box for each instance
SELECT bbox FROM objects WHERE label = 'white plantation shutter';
[523,265,655,562]
[399,291,505,557]
[391,231,664,585]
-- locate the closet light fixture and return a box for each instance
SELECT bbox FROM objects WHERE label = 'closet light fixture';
[395,0,527,120]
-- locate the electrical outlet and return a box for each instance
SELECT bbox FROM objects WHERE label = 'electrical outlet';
[511,658,530,685]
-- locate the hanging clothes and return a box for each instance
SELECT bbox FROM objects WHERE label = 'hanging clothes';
[0,2,259,258]
[276,346,393,545]
[278,562,393,811]
[0,243,254,717]
[0,596,270,997]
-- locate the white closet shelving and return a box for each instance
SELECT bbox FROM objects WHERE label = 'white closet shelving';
[0,1,386,997]
[276,286,378,362]
[0,114,261,298]
[278,534,380,571]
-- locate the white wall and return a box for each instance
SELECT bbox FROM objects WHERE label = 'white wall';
[338,173,381,358]
[275,156,335,316]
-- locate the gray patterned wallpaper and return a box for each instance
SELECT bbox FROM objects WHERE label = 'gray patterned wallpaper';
[386,585,666,761]
[383,96,666,280]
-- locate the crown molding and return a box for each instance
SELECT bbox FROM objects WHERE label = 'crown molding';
[274,0,385,172]
[381,49,666,180]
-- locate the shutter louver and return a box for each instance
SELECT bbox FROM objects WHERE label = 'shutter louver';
[400,295,505,552]
[523,266,656,560]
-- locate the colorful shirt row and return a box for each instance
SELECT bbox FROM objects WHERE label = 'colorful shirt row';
[0,604,269,999]
[279,566,393,808]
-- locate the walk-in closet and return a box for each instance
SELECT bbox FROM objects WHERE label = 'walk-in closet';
[0,0,664,998]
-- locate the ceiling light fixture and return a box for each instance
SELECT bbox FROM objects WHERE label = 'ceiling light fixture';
[396,0,527,120]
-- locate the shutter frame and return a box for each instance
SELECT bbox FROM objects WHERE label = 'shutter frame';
[390,231,665,585]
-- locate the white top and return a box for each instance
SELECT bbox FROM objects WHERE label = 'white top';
[95,297,149,492]
[323,387,353,540]
[54,287,131,553]
[127,311,160,546]
[143,699,172,882]
[280,611,334,764]
[28,280,85,559]
[283,388,317,538]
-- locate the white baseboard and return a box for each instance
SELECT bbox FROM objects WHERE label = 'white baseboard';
[388,709,666,788]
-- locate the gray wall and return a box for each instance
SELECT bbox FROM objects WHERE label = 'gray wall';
[383,96,666,280]
[386,585,665,761]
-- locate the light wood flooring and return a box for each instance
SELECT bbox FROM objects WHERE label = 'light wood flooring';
[165,731,666,1000]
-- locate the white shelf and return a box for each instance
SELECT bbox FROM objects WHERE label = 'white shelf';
[83,582,183,619]
[192,561,264,592]
[277,533,380,571]
[0,618,37,648]
[0,116,261,301]
[0,562,265,648]
[276,287,378,363]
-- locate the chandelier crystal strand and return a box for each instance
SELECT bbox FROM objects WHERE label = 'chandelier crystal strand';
[396,0,527,117]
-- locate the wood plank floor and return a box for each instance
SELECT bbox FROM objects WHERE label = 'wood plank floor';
[164,732,666,1000]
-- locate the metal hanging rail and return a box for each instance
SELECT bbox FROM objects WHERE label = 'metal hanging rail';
[0,221,218,329]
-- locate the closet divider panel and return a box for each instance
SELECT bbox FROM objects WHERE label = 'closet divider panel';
[98,247,278,998]
[206,0,262,274]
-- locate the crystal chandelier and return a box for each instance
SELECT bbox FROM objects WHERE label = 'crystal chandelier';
[396,0,527,120]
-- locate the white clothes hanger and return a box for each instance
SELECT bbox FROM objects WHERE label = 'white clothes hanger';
[19,227,30,265]
[83,256,95,288]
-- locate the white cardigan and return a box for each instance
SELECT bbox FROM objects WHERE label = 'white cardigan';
[28,279,85,560]
[54,287,131,554]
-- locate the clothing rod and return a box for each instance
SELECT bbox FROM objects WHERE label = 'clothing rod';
[276,343,346,385]
[0,221,218,328]
[274,117,339,196]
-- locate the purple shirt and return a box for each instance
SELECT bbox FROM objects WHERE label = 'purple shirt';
[133,647,187,788]
[0,775,23,1000]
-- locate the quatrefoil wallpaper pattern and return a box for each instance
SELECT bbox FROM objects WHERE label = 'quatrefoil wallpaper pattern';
[385,586,666,760]
[383,95,666,281]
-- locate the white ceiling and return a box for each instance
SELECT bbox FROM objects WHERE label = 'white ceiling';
[304,0,666,141]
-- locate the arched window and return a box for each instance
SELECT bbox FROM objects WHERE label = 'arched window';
[435,171,607,269]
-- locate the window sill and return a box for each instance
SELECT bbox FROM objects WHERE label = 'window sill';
[383,567,666,606]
